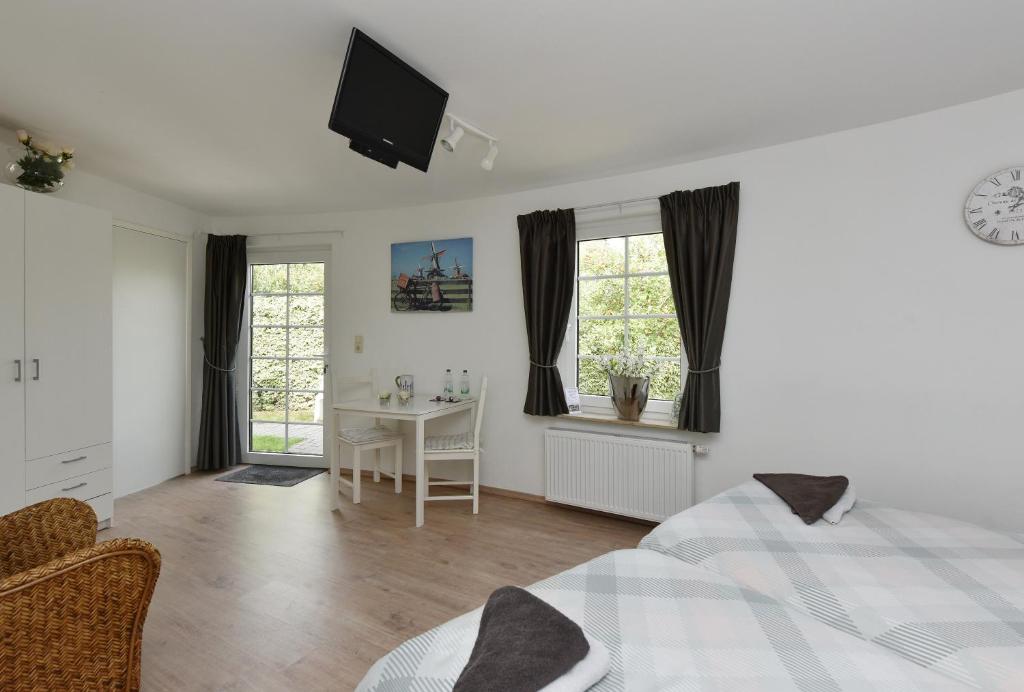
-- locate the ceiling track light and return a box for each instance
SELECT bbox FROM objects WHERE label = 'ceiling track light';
[440,125,464,152]
[481,141,499,171]
[440,113,499,171]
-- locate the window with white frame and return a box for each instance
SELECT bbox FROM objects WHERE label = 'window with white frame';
[575,233,684,404]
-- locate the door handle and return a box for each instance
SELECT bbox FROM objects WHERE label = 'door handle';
[61,482,87,492]
[32,359,39,381]
[14,359,20,382]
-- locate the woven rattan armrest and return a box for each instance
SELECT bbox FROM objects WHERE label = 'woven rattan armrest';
[0,537,161,691]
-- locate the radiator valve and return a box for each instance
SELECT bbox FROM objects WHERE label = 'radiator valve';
[693,445,710,457]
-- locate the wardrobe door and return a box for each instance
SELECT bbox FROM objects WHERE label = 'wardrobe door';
[0,185,25,513]
[24,194,113,460]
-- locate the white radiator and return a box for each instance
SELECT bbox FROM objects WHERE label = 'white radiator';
[544,428,694,522]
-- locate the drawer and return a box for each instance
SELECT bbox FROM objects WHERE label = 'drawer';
[26,467,113,506]
[87,493,113,524]
[26,443,112,491]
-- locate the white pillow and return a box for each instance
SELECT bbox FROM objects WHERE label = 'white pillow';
[823,482,856,525]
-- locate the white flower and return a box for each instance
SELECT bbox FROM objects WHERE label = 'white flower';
[61,159,75,171]
[600,347,658,379]
[61,146,74,157]
[15,129,28,144]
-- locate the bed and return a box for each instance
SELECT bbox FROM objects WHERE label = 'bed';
[639,481,1024,690]
[357,482,1024,691]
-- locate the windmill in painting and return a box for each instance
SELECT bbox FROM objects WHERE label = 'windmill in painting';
[391,237,473,312]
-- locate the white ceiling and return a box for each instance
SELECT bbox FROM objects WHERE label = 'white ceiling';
[2,1,1023,216]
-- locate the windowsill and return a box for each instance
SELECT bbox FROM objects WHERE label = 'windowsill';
[557,410,679,430]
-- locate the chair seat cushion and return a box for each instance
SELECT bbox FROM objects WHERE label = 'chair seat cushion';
[424,432,475,451]
[338,426,401,444]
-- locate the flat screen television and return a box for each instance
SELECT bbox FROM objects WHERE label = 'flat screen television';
[329,28,449,172]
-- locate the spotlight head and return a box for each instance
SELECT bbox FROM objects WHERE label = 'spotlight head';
[480,141,499,171]
[441,125,464,152]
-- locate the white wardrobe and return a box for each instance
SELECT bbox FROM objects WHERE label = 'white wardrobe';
[0,184,114,524]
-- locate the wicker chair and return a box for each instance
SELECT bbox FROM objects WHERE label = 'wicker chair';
[0,498,161,691]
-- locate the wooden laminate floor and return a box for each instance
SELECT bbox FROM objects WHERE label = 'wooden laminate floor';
[105,468,649,691]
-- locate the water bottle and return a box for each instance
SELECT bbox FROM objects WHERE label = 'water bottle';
[443,369,453,396]
[459,369,470,396]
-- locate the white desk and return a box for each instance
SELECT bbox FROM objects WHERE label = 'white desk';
[332,397,477,527]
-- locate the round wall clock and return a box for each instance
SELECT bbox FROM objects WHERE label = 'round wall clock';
[964,167,1024,245]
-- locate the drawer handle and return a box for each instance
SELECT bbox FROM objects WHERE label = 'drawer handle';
[62,456,87,464]
[61,482,87,492]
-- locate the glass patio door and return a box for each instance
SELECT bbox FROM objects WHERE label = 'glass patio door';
[245,258,327,463]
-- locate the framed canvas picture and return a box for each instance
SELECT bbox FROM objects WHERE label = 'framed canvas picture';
[390,237,473,312]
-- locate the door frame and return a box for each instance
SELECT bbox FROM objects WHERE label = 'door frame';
[238,248,331,468]
[112,221,193,477]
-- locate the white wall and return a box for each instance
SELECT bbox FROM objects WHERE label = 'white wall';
[209,89,1024,531]
[0,127,205,238]
[113,228,189,496]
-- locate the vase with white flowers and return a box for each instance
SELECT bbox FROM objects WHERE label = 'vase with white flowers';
[5,130,74,193]
[599,348,658,421]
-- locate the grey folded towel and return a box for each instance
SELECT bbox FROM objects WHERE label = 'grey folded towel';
[754,473,849,525]
[454,586,590,692]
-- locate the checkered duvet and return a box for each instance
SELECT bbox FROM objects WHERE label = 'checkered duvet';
[639,481,1024,690]
[356,548,969,691]
[357,482,1023,691]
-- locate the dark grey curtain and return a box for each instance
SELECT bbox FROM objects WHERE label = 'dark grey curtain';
[660,182,739,433]
[518,209,576,416]
[196,235,248,471]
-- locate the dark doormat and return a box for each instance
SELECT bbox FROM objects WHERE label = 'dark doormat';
[215,465,324,487]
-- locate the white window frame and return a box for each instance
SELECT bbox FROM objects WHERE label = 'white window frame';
[559,205,686,419]
[236,248,331,468]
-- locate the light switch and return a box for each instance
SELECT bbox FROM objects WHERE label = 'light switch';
[354,335,364,353]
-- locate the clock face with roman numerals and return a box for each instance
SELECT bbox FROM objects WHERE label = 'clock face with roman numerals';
[964,167,1024,245]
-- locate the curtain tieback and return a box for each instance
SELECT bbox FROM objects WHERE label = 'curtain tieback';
[687,363,721,374]
[201,337,237,373]
[203,355,236,373]
[530,360,558,369]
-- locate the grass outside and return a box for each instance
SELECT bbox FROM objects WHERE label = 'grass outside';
[251,435,303,453]
[252,410,316,423]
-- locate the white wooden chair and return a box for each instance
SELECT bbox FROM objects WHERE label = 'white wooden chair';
[331,370,403,507]
[423,376,487,515]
